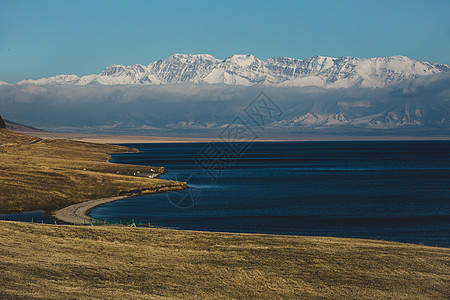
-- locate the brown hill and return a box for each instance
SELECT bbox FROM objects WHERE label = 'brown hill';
[0,114,5,129]
[0,129,185,212]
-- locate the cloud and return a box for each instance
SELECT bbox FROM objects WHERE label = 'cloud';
[0,73,449,136]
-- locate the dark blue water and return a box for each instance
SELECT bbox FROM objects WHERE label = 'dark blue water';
[89,141,450,247]
[0,211,58,224]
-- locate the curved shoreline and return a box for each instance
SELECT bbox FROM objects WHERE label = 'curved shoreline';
[53,196,130,224]
[54,185,187,224]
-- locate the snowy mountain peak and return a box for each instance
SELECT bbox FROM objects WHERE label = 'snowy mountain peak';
[385,55,411,61]
[14,54,450,88]
[224,54,258,61]
[166,53,219,63]
[100,64,126,75]
[100,64,146,77]
[17,74,80,85]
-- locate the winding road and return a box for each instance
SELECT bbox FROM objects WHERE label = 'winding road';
[54,196,129,224]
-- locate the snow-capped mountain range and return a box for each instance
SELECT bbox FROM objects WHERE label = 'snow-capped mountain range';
[2,54,449,134]
[17,54,450,88]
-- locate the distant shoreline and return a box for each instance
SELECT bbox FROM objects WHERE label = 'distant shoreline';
[15,130,450,144]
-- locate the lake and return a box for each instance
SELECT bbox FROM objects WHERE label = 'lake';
[89,141,450,247]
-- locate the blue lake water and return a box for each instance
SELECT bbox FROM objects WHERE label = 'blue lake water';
[88,141,450,247]
[0,211,57,224]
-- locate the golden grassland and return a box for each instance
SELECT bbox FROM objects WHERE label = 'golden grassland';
[1,221,449,299]
[1,128,449,299]
[0,129,185,212]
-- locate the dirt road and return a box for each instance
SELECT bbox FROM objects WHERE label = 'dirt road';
[53,196,129,224]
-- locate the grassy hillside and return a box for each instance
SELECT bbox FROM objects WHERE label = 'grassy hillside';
[1,221,449,299]
[1,128,448,299]
[0,129,185,212]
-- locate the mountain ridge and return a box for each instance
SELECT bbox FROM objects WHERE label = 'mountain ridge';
[16,54,450,88]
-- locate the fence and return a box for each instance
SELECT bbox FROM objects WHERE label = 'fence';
[82,217,177,229]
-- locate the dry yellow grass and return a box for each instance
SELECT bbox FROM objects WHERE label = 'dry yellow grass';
[0,221,449,299]
[0,129,185,212]
[1,128,449,299]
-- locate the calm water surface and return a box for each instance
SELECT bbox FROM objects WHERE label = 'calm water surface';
[89,141,450,247]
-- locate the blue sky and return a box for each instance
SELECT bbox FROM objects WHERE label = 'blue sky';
[1,0,449,83]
